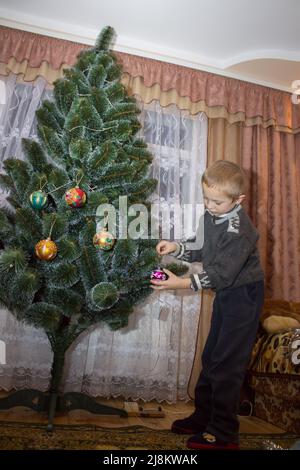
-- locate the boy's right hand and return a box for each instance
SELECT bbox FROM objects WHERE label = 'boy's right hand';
[156,240,178,256]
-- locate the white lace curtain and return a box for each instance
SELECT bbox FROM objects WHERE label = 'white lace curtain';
[0,74,207,402]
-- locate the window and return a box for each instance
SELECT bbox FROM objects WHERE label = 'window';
[138,100,207,238]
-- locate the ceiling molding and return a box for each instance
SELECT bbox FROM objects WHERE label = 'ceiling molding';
[0,11,294,93]
[221,50,300,69]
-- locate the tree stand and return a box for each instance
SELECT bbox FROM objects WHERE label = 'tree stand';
[0,348,127,431]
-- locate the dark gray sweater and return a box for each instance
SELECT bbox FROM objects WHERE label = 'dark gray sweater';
[173,205,264,292]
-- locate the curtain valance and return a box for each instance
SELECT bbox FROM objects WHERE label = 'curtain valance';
[1,25,299,133]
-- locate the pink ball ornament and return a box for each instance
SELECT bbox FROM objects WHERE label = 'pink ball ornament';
[150,267,169,281]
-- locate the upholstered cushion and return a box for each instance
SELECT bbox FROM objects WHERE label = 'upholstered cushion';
[249,329,300,375]
[262,315,300,334]
[261,299,300,334]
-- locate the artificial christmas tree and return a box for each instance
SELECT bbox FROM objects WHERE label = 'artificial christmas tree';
[0,26,186,430]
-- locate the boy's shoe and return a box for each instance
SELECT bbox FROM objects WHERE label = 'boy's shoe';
[187,432,240,450]
[171,414,206,435]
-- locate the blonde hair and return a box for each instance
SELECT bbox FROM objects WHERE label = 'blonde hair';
[201,161,245,199]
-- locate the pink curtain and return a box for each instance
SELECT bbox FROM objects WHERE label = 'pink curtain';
[0,25,83,69]
[243,127,300,300]
[208,119,300,301]
[1,25,300,132]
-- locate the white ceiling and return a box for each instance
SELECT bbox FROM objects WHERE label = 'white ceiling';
[1,0,300,92]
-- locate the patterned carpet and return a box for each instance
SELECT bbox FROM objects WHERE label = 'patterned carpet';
[0,421,298,450]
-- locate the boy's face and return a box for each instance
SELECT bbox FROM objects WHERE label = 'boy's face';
[202,183,245,216]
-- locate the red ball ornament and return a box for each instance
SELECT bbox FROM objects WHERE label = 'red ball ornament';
[65,187,86,208]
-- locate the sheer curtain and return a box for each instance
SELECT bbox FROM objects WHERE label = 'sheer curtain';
[0,75,208,402]
[0,74,51,165]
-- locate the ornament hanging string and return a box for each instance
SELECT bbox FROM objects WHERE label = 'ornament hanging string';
[46,182,70,195]
[45,175,85,196]
[48,216,57,240]
[69,124,115,133]
[75,170,84,188]
[39,176,48,191]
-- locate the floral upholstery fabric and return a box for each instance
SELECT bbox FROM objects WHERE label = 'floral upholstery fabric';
[249,328,300,375]
[253,386,300,433]
[247,301,300,432]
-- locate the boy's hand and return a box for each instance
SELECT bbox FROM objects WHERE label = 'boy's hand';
[150,269,191,290]
[156,240,178,256]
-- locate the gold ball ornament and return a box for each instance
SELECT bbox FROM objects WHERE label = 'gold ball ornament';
[93,228,115,251]
[35,238,58,261]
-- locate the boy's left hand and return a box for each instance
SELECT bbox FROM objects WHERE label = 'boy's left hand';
[150,269,187,290]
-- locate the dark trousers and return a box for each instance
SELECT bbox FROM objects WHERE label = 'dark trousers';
[193,280,264,443]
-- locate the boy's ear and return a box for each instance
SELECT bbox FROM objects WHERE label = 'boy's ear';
[236,194,246,205]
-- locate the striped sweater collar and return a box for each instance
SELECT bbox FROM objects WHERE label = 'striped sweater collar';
[208,204,242,225]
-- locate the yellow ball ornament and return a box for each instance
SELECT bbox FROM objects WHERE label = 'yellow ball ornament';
[35,238,58,261]
[93,228,115,251]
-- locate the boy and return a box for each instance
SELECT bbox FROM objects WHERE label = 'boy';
[151,160,264,450]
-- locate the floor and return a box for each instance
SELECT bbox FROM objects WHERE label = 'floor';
[0,392,285,434]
